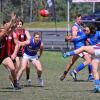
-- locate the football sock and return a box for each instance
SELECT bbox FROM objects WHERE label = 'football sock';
[14,80,17,84]
[95,80,99,87]
[17,79,19,82]
[69,51,75,56]
[38,75,41,77]
[73,63,85,74]
[88,64,93,77]
[26,75,29,80]
[63,71,68,77]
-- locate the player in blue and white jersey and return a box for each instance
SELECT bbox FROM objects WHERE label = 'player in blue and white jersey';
[17,31,44,86]
[60,14,92,81]
[62,23,100,93]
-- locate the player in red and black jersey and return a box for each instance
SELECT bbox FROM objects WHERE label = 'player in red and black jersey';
[15,20,32,86]
[0,12,22,90]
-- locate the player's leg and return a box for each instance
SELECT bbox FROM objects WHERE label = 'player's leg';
[91,59,100,93]
[26,60,32,86]
[32,59,44,86]
[88,63,93,80]
[63,46,95,58]
[17,58,28,81]
[16,56,20,71]
[2,57,22,89]
[60,55,79,81]
[4,65,14,87]
[14,61,19,74]
[26,61,30,80]
[70,54,91,81]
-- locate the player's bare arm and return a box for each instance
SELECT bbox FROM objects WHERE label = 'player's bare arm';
[11,33,20,60]
[19,39,30,47]
[72,26,79,39]
[7,17,20,35]
[38,42,43,59]
[25,30,31,39]
[0,12,15,41]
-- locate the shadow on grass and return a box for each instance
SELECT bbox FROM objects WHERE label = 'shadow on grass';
[0,91,19,92]
[23,85,44,88]
[0,87,19,92]
[66,89,92,93]
[67,79,94,82]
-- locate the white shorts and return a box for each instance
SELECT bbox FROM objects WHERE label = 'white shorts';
[92,48,100,62]
[23,53,38,61]
[78,52,88,58]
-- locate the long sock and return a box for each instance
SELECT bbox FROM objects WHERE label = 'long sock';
[73,63,85,74]
[14,80,17,84]
[63,71,68,77]
[95,80,99,87]
[68,51,75,56]
[88,64,93,78]
[26,75,29,80]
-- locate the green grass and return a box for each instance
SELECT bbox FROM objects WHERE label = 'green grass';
[23,21,74,28]
[0,51,100,100]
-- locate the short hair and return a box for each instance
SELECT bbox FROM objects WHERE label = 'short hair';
[75,14,81,18]
[86,23,96,34]
[33,31,41,37]
[3,19,10,25]
[19,20,23,25]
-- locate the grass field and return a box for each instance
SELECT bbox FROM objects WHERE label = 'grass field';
[23,21,74,28]
[0,51,100,100]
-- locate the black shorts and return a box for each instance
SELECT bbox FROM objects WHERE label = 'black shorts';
[0,55,9,65]
[17,53,23,57]
[12,59,16,63]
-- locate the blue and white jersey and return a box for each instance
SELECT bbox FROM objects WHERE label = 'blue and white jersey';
[71,23,86,49]
[24,38,41,56]
[73,31,100,46]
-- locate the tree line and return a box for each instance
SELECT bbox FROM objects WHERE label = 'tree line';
[0,0,100,23]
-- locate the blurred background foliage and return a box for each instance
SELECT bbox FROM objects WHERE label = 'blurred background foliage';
[0,0,100,23]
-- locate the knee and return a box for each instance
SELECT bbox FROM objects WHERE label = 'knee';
[87,59,91,64]
[38,68,42,72]
[10,67,15,72]
[81,46,85,51]
[20,66,26,72]
[69,61,74,66]
[92,67,97,73]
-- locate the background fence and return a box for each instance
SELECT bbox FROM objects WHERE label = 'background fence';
[27,29,74,51]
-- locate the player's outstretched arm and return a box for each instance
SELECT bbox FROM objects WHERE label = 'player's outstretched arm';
[7,16,20,35]
[0,12,16,41]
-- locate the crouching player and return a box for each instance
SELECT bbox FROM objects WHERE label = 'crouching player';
[17,31,44,86]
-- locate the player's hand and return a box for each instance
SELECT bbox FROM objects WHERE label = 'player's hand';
[65,36,72,42]
[38,55,41,59]
[11,54,16,60]
[11,12,16,21]
[16,16,20,25]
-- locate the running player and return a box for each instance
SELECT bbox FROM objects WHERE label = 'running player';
[15,20,32,86]
[60,14,92,81]
[0,12,22,89]
[2,18,23,88]
[62,23,100,93]
[17,31,44,86]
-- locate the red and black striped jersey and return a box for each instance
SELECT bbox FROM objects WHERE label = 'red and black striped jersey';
[14,29,26,54]
[7,32,15,56]
[0,34,8,59]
